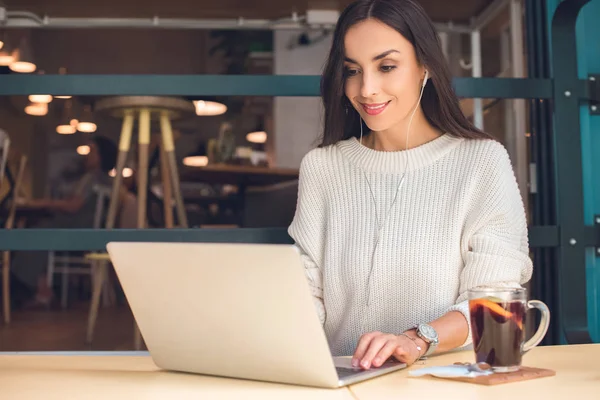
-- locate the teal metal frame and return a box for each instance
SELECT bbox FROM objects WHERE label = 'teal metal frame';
[0,0,597,345]
[548,0,594,344]
[0,75,551,98]
[0,228,293,250]
[572,0,600,344]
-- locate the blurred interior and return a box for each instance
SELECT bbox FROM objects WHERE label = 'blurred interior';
[0,0,534,351]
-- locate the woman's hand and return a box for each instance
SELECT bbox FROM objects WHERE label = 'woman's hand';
[351,331,427,369]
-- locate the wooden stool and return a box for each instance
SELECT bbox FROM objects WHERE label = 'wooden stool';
[88,96,195,349]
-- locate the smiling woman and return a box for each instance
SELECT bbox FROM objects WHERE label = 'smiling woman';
[320,0,492,148]
[288,0,533,373]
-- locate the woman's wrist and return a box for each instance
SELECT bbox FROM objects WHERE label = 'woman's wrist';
[402,329,430,356]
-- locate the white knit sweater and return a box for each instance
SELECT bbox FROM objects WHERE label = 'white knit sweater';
[288,134,533,357]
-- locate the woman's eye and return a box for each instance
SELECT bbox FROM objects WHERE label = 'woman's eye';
[380,65,396,72]
[345,68,359,77]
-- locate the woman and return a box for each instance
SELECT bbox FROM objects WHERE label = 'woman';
[288,0,532,370]
[13,135,118,307]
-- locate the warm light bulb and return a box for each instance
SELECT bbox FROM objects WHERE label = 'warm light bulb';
[9,61,36,73]
[77,122,97,133]
[183,155,209,167]
[109,167,133,177]
[55,96,72,99]
[77,145,90,155]
[25,103,47,116]
[56,125,76,135]
[246,131,267,144]
[194,100,227,116]
[0,52,14,66]
[29,94,53,103]
[70,118,79,127]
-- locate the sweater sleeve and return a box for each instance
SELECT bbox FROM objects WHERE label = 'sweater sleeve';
[288,150,328,325]
[449,142,533,348]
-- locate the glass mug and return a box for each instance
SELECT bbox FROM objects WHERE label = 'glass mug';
[468,287,550,373]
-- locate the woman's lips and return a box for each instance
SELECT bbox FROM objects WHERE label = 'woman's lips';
[361,101,390,116]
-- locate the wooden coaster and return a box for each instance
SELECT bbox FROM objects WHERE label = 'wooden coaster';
[447,367,556,386]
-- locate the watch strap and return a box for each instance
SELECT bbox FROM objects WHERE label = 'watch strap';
[415,324,439,358]
[422,338,438,357]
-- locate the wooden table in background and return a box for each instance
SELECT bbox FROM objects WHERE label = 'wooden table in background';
[180,163,299,187]
[0,344,597,399]
[180,163,299,226]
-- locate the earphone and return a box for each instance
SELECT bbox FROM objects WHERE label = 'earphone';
[360,69,429,309]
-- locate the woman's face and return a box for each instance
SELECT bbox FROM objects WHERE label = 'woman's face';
[343,18,426,134]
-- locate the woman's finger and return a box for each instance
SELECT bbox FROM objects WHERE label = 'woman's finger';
[372,339,399,367]
[359,335,391,369]
[352,332,378,367]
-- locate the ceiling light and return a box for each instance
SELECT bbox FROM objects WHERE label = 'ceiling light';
[246,117,268,144]
[56,99,77,134]
[77,104,97,133]
[194,100,227,116]
[183,155,208,167]
[0,40,14,66]
[9,37,36,73]
[24,102,47,116]
[183,142,208,167]
[246,131,267,144]
[29,94,53,104]
[77,145,90,155]
[56,125,76,135]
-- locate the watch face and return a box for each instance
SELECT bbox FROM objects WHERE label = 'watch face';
[419,324,438,341]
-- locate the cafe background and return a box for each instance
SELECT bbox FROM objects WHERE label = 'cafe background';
[0,0,598,351]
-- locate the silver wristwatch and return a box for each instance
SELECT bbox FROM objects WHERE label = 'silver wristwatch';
[415,324,439,357]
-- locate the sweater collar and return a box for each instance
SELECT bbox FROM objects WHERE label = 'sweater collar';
[336,133,463,173]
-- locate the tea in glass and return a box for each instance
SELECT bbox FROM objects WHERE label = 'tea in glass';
[468,287,550,373]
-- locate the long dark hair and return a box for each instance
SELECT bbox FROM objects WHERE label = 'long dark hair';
[91,136,117,173]
[319,0,492,146]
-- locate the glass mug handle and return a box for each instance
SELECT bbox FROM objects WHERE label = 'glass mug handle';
[522,300,551,354]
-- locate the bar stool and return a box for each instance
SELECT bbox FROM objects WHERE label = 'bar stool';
[89,96,195,349]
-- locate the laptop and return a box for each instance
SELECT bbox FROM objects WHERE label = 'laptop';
[106,242,406,388]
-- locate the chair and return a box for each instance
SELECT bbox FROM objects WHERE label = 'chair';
[46,184,114,309]
[1,154,28,324]
[86,189,137,345]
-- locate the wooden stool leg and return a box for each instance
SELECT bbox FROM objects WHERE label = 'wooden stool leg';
[86,260,107,344]
[86,112,132,342]
[137,108,150,230]
[159,141,174,228]
[133,108,151,350]
[159,111,188,228]
[105,110,134,229]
